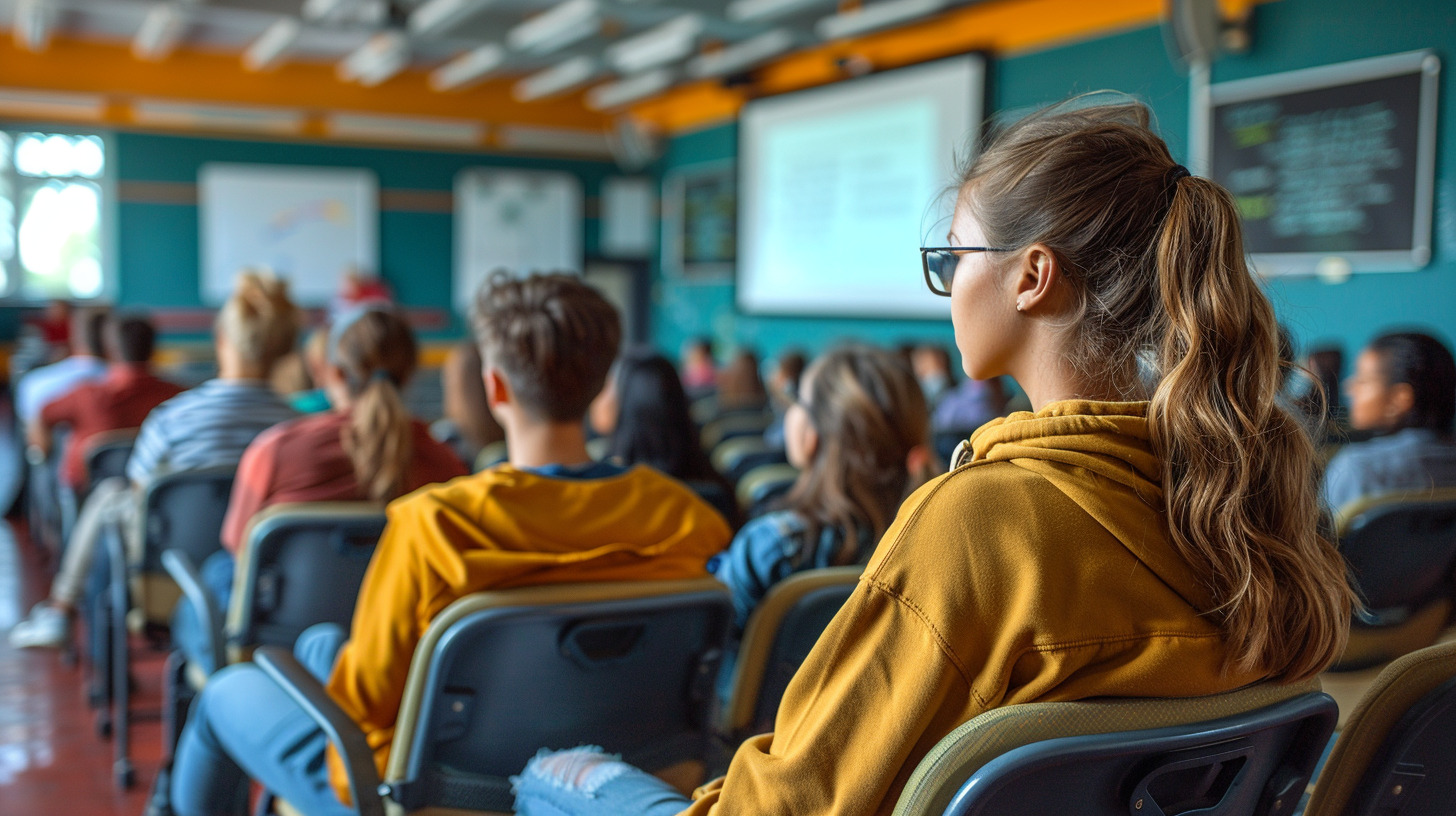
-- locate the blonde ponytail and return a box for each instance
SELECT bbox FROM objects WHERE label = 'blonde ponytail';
[218,269,300,372]
[1150,176,1354,680]
[331,309,418,502]
[960,97,1354,681]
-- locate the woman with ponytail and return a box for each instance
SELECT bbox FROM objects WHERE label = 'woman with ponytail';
[511,99,1355,816]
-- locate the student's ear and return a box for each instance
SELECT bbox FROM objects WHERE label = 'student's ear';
[1388,382,1416,423]
[1013,243,1064,315]
[801,423,820,463]
[484,366,512,409]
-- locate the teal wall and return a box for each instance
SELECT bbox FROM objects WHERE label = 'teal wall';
[651,0,1456,370]
[112,132,620,337]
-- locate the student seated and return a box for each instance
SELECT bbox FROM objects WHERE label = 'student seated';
[438,338,505,468]
[9,272,300,650]
[26,313,181,497]
[511,100,1355,816]
[168,271,733,816]
[590,348,736,523]
[762,348,807,450]
[711,344,930,634]
[170,308,469,664]
[1323,332,1456,513]
[14,305,109,425]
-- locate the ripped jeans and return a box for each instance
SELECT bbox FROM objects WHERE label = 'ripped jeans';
[511,748,693,816]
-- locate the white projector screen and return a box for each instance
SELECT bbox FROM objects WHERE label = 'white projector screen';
[737,55,984,318]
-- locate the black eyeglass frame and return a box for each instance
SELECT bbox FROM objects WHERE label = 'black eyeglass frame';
[919,246,1014,297]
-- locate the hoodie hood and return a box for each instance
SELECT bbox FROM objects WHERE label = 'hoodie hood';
[962,400,1215,614]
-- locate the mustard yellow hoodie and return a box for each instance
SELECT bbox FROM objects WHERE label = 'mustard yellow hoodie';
[323,464,733,802]
[685,401,1266,816]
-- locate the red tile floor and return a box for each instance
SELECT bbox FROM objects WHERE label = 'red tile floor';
[0,520,167,814]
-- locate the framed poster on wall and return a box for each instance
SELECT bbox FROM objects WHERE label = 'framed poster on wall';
[663,160,735,280]
[199,163,377,306]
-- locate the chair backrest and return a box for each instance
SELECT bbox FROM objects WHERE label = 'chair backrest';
[685,480,737,527]
[711,436,770,476]
[701,413,772,451]
[227,502,387,658]
[133,466,236,622]
[894,680,1334,816]
[725,448,789,486]
[382,579,733,813]
[1305,641,1456,816]
[1335,489,1456,612]
[722,567,860,740]
[735,462,799,514]
[82,428,138,492]
[474,440,508,472]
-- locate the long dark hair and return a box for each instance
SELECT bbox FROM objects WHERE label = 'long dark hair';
[783,345,929,564]
[1368,332,1456,435]
[611,349,719,483]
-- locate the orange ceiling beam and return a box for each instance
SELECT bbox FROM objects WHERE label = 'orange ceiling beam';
[0,35,610,133]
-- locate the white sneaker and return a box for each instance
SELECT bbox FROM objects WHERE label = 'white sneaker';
[8,602,70,649]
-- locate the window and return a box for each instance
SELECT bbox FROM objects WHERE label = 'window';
[0,131,109,300]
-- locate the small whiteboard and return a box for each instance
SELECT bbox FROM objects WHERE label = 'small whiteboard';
[199,164,378,306]
[454,169,583,312]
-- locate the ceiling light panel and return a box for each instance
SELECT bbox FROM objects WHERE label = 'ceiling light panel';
[605,14,703,74]
[243,17,302,71]
[133,3,192,62]
[586,68,675,110]
[815,0,947,39]
[514,55,599,101]
[430,43,508,91]
[508,0,602,55]
[726,0,829,23]
[409,0,493,37]
[13,0,55,53]
[338,31,411,86]
[686,28,796,78]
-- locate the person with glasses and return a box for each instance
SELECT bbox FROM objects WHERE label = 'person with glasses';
[511,99,1355,816]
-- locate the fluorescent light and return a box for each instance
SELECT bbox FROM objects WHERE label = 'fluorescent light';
[496,125,612,157]
[815,0,946,39]
[408,0,490,36]
[513,56,598,101]
[243,17,302,71]
[726,0,827,22]
[508,0,601,55]
[586,68,674,110]
[327,113,486,146]
[430,43,507,91]
[605,14,702,74]
[337,31,411,86]
[687,29,796,78]
[131,100,307,134]
[303,0,382,22]
[14,0,54,53]
[0,88,106,120]
[133,3,192,62]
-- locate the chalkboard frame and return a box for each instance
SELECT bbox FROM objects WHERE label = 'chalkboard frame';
[1200,49,1440,277]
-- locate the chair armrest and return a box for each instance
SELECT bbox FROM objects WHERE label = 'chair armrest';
[161,549,226,676]
[253,646,386,816]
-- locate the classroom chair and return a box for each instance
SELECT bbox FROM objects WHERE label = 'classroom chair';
[79,428,137,501]
[475,440,509,472]
[892,679,1335,816]
[700,412,773,452]
[685,480,738,528]
[719,566,860,743]
[254,578,734,816]
[1331,489,1456,671]
[1305,640,1456,816]
[735,462,798,519]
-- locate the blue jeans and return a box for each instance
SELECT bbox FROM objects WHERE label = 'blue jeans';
[171,623,351,816]
[512,748,692,816]
[171,551,236,676]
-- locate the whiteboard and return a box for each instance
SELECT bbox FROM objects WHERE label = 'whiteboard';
[199,163,378,306]
[454,169,583,312]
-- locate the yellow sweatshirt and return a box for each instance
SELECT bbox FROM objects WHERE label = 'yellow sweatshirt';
[323,464,733,803]
[684,401,1267,815]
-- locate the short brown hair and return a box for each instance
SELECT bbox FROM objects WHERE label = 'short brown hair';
[471,271,621,423]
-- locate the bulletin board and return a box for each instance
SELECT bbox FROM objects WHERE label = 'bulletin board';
[454,169,583,312]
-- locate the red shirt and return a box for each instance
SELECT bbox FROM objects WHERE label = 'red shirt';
[42,365,184,489]
[221,411,469,553]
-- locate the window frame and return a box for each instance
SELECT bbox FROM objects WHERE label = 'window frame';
[0,123,116,304]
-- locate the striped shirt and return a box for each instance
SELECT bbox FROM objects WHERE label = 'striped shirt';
[126,379,299,487]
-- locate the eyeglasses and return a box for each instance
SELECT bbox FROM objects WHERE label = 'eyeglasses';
[919,246,1012,297]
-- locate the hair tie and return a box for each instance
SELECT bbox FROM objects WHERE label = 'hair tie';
[1159,164,1191,223]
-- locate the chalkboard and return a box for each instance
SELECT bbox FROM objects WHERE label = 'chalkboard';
[1204,50,1439,277]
